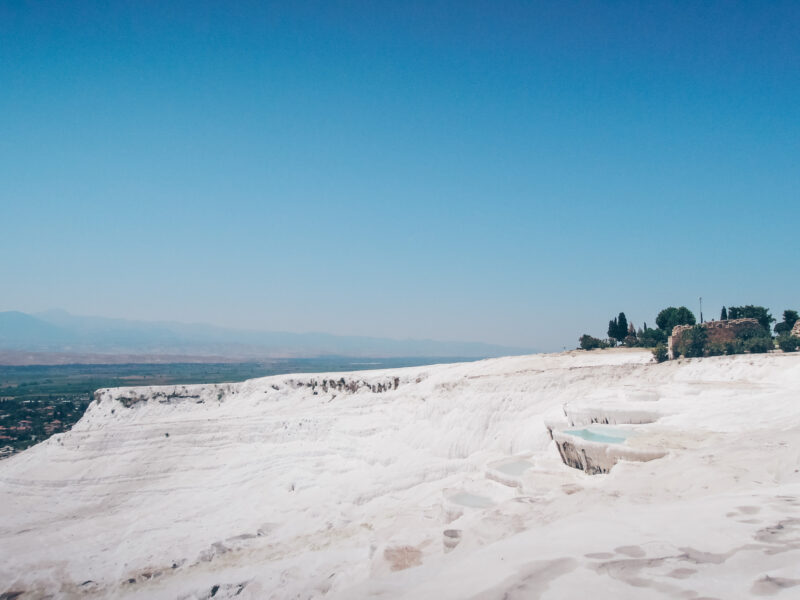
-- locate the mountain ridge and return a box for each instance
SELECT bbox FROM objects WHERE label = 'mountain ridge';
[0,310,533,359]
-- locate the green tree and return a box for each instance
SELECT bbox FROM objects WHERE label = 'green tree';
[656,306,696,332]
[683,325,708,358]
[777,334,799,352]
[652,344,668,363]
[607,318,618,344]
[606,312,629,343]
[774,310,799,335]
[637,327,668,347]
[616,312,628,343]
[579,334,609,350]
[720,306,728,320]
[727,305,775,331]
[734,320,774,353]
[745,336,773,354]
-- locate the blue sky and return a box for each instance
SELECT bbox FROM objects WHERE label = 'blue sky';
[2,1,799,351]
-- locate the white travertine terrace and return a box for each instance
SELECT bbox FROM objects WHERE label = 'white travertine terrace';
[2,349,800,599]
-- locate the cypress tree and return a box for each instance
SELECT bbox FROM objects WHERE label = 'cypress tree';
[608,318,618,342]
[617,312,628,342]
[721,306,728,320]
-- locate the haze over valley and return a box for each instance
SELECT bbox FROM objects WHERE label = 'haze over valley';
[0,310,530,362]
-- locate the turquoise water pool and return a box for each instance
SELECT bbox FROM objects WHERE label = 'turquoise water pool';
[563,427,631,444]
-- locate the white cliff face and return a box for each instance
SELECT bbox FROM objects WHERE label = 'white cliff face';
[2,350,800,599]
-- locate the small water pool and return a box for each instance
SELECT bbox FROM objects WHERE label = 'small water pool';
[447,492,494,508]
[563,427,631,444]
[493,459,534,477]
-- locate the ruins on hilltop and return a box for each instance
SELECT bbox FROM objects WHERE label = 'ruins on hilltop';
[668,318,761,359]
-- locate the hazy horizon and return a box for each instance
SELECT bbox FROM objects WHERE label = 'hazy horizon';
[3,2,799,350]
[0,308,533,359]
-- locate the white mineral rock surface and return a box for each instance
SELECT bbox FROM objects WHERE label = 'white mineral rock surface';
[2,349,800,599]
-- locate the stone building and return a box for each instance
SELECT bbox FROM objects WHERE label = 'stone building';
[792,320,800,338]
[668,318,762,359]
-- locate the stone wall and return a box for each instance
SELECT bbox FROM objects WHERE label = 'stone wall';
[668,318,761,359]
[792,321,800,338]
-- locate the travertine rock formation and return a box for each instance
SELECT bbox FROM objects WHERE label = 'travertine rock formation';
[4,350,800,599]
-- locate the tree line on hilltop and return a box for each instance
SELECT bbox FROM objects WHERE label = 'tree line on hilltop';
[579,305,799,362]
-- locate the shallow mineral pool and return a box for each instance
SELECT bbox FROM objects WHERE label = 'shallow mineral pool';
[447,492,494,508]
[563,427,631,444]
[493,459,534,477]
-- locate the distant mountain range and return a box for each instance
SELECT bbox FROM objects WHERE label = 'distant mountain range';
[0,310,532,362]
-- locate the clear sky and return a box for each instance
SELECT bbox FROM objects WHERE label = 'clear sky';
[2,1,799,351]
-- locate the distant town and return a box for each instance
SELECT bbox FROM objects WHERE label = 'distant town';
[0,394,90,459]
